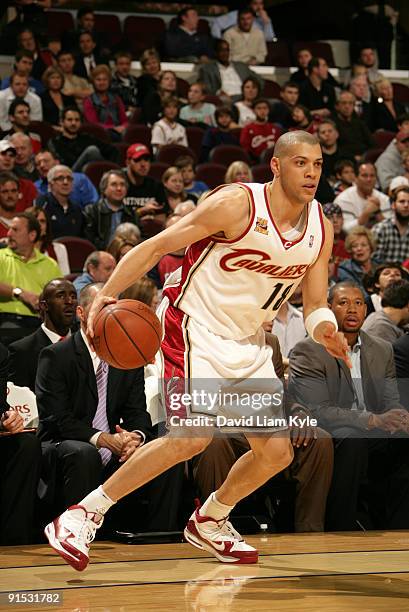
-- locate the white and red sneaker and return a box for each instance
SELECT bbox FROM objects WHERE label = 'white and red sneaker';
[44,505,103,571]
[184,507,258,564]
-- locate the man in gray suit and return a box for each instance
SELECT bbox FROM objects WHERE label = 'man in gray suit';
[198,39,263,102]
[289,280,409,531]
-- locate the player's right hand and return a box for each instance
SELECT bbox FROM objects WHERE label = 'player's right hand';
[86,294,117,341]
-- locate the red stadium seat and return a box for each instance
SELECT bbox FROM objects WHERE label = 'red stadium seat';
[186,126,205,159]
[148,161,170,181]
[373,130,396,149]
[123,16,165,55]
[79,123,111,143]
[292,41,335,67]
[177,77,190,99]
[260,147,276,165]
[83,161,121,189]
[54,236,96,273]
[263,80,281,99]
[392,82,409,104]
[129,108,143,124]
[364,147,384,163]
[157,144,197,165]
[113,142,129,166]
[195,163,226,189]
[252,164,273,183]
[266,41,291,67]
[46,11,75,40]
[210,145,251,167]
[94,14,122,48]
[29,121,55,147]
[123,124,152,146]
[204,95,223,107]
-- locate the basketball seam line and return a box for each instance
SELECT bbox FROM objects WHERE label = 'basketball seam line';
[111,306,161,343]
[103,313,123,369]
[111,310,147,363]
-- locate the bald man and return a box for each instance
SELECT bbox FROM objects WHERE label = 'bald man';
[9,132,39,182]
[46,130,350,570]
[8,278,78,392]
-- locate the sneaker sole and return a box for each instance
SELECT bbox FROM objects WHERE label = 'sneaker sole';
[44,522,89,572]
[184,526,258,564]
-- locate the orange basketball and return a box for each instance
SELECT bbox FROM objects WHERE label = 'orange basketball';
[93,299,162,369]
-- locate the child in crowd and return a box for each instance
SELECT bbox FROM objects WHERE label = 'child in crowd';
[240,98,282,161]
[225,161,253,183]
[175,155,208,199]
[290,104,319,134]
[151,97,188,155]
[333,159,356,196]
[200,106,239,161]
[162,166,197,211]
[179,82,215,128]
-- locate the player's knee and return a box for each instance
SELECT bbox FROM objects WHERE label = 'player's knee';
[255,437,293,471]
[162,435,211,462]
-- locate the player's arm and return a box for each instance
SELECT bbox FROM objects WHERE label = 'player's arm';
[87,187,250,337]
[302,217,351,367]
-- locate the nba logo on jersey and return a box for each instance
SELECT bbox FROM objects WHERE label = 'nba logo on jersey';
[309,235,314,248]
[255,217,268,235]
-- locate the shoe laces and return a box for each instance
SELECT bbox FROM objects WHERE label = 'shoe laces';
[215,516,243,542]
[65,509,101,547]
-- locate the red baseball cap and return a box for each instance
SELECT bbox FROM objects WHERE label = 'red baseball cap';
[126,143,151,160]
[396,130,409,143]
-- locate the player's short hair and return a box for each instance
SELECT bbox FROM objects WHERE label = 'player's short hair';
[328,281,364,304]
[273,130,319,158]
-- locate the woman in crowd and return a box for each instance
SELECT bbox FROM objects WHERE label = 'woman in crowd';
[121,276,159,310]
[142,70,184,126]
[290,104,319,134]
[162,166,197,211]
[225,161,253,184]
[27,205,70,274]
[107,236,138,263]
[372,78,406,132]
[322,203,349,279]
[113,222,141,244]
[137,48,162,106]
[337,225,377,297]
[234,77,261,127]
[40,66,76,129]
[83,65,128,141]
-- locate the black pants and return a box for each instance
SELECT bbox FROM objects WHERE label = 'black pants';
[52,440,184,532]
[326,427,409,531]
[0,433,42,544]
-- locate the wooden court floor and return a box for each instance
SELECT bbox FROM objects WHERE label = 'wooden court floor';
[2,531,409,611]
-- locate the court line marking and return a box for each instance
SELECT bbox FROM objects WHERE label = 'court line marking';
[1,568,409,595]
[2,547,409,571]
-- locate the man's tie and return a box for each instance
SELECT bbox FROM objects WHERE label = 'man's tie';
[92,361,112,466]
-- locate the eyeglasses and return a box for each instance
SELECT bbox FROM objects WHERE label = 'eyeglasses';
[0,188,18,194]
[53,175,74,182]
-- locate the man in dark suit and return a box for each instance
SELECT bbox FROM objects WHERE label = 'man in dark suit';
[8,278,78,391]
[0,341,41,544]
[36,283,181,532]
[73,32,103,81]
[198,39,263,102]
[289,280,409,531]
[393,333,409,409]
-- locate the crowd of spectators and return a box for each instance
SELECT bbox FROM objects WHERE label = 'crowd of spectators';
[1,2,409,546]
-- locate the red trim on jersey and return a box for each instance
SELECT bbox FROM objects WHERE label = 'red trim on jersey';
[316,202,326,259]
[161,303,188,418]
[263,183,311,250]
[172,238,215,308]
[212,182,256,244]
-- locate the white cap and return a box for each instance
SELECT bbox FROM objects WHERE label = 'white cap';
[0,140,16,154]
[389,176,409,192]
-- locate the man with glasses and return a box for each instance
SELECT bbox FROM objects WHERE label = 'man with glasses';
[124,143,169,235]
[36,165,84,238]
[333,91,374,161]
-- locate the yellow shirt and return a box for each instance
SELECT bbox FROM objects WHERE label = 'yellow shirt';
[0,248,62,317]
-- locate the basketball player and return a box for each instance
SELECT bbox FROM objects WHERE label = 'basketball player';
[45,131,350,570]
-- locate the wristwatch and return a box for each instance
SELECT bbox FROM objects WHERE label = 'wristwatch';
[12,287,23,299]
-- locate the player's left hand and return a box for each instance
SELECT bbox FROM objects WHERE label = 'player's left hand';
[315,322,352,368]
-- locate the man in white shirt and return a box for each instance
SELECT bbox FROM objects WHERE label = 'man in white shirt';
[224,8,267,66]
[0,73,42,131]
[211,0,276,42]
[335,161,391,231]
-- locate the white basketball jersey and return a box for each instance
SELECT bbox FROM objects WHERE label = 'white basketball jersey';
[163,183,325,340]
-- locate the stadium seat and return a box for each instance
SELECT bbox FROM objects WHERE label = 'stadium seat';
[157,144,197,165]
[64,273,79,282]
[113,142,129,166]
[364,147,384,163]
[195,163,226,189]
[252,164,272,183]
[204,95,223,107]
[54,236,96,273]
[29,121,55,147]
[149,162,170,181]
[177,77,190,99]
[266,41,292,67]
[210,145,251,167]
[186,126,205,159]
[129,108,143,124]
[94,14,122,48]
[292,41,335,67]
[83,160,121,188]
[123,16,166,55]
[260,147,276,165]
[123,124,152,146]
[263,80,281,99]
[79,123,111,143]
[46,11,75,40]
[373,130,396,149]
[392,82,409,104]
